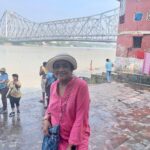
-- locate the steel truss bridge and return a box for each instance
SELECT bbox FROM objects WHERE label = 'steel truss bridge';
[0,8,119,43]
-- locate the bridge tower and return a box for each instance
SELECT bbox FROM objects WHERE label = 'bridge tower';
[116,0,150,74]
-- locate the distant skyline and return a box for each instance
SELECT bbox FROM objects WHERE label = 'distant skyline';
[0,0,119,22]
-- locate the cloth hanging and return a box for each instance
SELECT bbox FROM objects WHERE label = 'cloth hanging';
[143,52,150,75]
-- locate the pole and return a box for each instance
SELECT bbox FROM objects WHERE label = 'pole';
[5,11,8,38]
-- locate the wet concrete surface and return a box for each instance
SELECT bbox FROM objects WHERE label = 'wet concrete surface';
[89,82,150,150]
[0,90,43,150]
[0,82,150,150]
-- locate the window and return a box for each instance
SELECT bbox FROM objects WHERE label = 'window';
[133,36,142,48]
[119,15,125,24]
[135,12,143,21]
[119,0,126,24]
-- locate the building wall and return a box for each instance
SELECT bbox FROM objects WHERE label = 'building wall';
[116,0,150,74]
[119,0,150,32]
[142,36,150,50]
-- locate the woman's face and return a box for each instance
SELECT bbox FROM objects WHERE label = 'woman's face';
[12,76,18,81]
[53,60,73,81]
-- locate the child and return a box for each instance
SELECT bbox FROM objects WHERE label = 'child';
[7,74,21,117]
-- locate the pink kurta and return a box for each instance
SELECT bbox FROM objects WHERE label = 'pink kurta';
[46,77,90,150]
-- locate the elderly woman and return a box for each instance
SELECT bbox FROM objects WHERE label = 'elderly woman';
[42,54,90,150]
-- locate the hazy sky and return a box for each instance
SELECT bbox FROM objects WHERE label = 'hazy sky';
[0,0,119,22]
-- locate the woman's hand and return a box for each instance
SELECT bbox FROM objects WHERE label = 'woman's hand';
[42,119,51,135]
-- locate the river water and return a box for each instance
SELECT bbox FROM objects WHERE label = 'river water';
[0,45,116,89]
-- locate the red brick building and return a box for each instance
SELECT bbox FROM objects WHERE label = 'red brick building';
[116,0,150,74]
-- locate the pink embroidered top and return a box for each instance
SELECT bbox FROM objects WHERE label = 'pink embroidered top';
[46,77,90,145]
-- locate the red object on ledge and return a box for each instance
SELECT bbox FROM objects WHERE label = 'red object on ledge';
[135,50,145,59]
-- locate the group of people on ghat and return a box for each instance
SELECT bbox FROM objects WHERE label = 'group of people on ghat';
[0,68,21,117]
[0,53,113,150]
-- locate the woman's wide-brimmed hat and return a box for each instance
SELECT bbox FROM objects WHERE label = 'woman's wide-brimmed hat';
[47,54,77,71]
[0,68,6,72]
